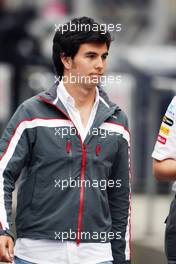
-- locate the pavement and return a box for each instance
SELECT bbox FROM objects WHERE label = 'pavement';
[132,193,174,264]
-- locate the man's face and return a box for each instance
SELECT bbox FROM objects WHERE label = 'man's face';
[64,42,109,88]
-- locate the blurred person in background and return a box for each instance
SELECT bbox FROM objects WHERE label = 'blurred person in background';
[0,17,131,264]
[152,96,176,264]
[0,0,47,112]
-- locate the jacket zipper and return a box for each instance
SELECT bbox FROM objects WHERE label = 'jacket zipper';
[38,96,86,245]
[76,143,86,245]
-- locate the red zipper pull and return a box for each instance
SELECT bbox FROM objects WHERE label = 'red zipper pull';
[66,140,71,154]
[96,144,101,156]
[83,144,88,151]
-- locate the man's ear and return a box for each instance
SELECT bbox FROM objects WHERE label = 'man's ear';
[60,53,72,70]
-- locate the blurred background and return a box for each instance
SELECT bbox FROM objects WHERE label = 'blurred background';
[1,0,176,263]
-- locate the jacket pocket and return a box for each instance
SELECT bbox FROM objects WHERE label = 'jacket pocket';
[30,138,76,213]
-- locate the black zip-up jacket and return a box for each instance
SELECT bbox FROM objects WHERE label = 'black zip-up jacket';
[0,84,131,264]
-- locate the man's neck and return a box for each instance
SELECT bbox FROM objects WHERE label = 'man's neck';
[63,81,96,109]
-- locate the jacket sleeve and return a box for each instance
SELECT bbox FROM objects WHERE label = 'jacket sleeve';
[108,113,131,264]
[0,103,35,240]
[152,96,176,161]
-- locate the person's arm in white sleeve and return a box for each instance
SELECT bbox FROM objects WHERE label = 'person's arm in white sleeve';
[153,159,176,181]
[152,96,176,181]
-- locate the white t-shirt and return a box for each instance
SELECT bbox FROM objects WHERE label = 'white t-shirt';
[152,96,176,191]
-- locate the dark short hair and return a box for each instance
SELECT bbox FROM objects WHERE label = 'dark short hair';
[52,16,112,80]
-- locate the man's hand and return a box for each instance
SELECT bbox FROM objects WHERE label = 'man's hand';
[0,235,14,263]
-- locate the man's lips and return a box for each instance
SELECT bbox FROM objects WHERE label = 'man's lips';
[89,73,103,76]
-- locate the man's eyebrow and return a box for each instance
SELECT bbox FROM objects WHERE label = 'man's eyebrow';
[84,51,109,56]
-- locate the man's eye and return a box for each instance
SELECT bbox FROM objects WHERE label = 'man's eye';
[102,55,107,60]
[87,55,95,58]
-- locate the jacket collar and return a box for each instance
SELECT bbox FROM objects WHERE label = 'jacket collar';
[39,82,121,142]
[40,81,120,110]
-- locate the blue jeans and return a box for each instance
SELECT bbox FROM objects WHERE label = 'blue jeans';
[14,256,112,264]
[14,256,36,264]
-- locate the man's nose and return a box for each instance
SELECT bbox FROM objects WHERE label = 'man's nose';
[95,57,104,69]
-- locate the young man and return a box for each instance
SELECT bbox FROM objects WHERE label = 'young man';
[0,17,131,264]
[152,96,176,264]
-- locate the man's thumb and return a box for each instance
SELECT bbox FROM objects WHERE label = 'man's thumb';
[7,238,14,258]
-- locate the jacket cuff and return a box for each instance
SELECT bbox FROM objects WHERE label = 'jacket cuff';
[0,228,15,241]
